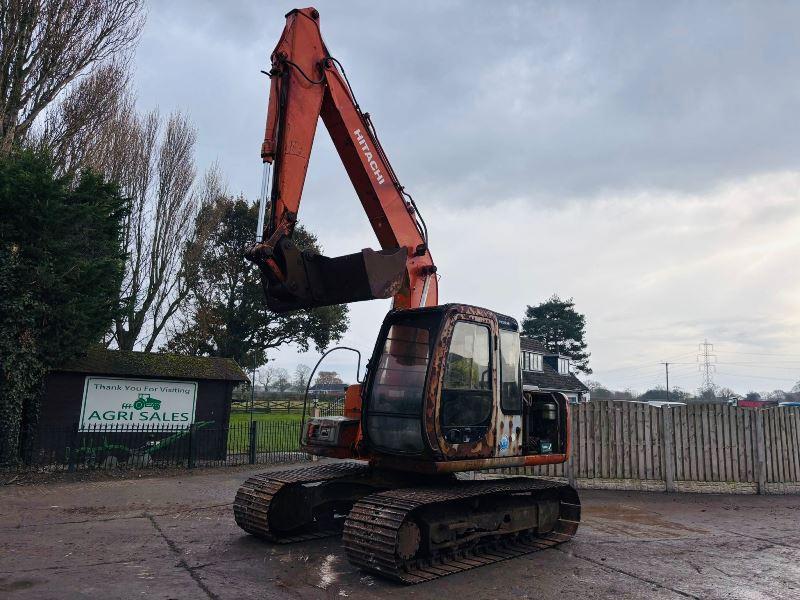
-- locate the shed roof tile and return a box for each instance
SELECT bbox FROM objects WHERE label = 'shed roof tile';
[56,347,248,382]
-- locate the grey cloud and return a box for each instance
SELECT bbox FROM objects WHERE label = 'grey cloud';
[133,1,800,394]
[137,1,800,208]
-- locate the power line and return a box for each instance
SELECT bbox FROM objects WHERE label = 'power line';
[606,370,666,383]
[662,350,699,362]
[714,362,800,369]
[715,371,798,383]
[595,352,699,375]
[597,362,674,375]
[596,341,799,392]
[603,362,698,383]
[714,350,800,359]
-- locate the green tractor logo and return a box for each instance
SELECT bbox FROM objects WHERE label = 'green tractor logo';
[133,393,162,411]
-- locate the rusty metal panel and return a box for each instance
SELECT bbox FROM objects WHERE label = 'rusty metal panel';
[496,414,524,459]
[423,305,499,461]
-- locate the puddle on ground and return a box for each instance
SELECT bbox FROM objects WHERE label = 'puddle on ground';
[319,554,338,589]
[583,504,709,538]
[278,550,310,564]
[0,578,38,593]
[268,547,350,592]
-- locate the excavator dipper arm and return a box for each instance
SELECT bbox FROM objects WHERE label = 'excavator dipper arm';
[246,7,438,312]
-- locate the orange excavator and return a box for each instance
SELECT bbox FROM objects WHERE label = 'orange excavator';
[236,7,580,583]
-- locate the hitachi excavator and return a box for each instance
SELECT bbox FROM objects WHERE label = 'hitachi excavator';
[235,7,580,583]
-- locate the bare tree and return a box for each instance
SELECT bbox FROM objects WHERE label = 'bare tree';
[293,364,311,391]
[256,363,273,391]
[34,61,130,175]
[74,106,223,353]
[8,2,221,354]
[269,368,290,392]
[263,366,280,391]
[0,0,144,153]
[108,111,222,352]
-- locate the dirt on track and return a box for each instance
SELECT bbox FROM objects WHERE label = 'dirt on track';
[2,462,800,599]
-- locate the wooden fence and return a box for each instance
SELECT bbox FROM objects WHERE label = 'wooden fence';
[498,401,800,494]
[230,393,344,415]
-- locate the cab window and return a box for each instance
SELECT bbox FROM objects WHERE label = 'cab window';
[366,313,440,454]
[440,321,492,428]
[500,330,522,413]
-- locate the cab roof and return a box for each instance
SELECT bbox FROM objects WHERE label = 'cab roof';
[385,303,519,332]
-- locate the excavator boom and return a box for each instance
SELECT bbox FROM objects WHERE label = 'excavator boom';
[246,7,438,312]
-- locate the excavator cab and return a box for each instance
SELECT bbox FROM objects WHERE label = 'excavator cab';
[362,304,569,471]
[302,303,570,473]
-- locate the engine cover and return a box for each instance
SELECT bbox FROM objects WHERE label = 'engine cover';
[302,416,360,450]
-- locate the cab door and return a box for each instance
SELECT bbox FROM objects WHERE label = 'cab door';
[495,329,523,458]
[435,316,497,459]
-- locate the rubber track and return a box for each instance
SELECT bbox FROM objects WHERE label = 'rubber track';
[234,461,371,543]
[341,477,580,584]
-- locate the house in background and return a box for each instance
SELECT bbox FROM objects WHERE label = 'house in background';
[520,337,590,404]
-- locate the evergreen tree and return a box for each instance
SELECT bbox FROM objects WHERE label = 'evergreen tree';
[521,294,591,374]
[0,149,127,462]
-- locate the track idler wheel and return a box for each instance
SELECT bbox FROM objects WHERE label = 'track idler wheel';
[396,521,421,561]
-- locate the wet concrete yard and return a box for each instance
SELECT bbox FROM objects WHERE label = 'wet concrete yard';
[2,463,799,599]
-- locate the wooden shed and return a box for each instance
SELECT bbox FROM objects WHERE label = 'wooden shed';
[35,347,248,461]
[40,347,248,429]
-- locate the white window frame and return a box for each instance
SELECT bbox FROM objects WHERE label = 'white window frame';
[558,357,569,374]
[521,351,544,371]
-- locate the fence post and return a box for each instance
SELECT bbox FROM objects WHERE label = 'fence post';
[662,408,676,492]
[566,405,577,489]
[249,420,257,465]
[755,410,767,495]
[310,401,320,462]
[67,422,79,472]
[188,423,197,469]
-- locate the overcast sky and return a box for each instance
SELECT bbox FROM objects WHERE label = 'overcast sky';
[133,1,800,395]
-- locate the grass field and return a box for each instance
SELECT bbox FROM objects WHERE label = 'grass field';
[228,411,303,425]
[226,404,345,454]
[227,411,304,453]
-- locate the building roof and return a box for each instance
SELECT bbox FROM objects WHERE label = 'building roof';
[56,347,248,382]
[522,364,589,393]
[520,337,549,353]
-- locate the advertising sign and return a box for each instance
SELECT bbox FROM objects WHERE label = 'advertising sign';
[80,377,197,431]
